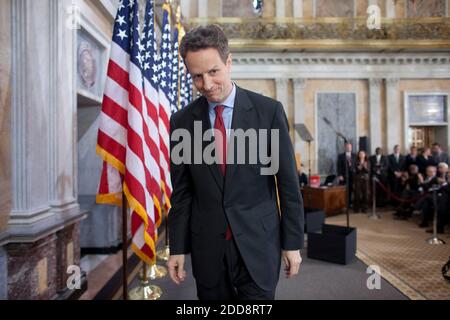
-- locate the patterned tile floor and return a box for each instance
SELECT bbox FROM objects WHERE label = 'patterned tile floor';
[327,210,450,300]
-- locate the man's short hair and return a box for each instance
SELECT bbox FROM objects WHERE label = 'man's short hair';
[432,142,441,148]
[180,24,230,64]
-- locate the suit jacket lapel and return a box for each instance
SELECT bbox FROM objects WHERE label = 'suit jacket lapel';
[225,87,253,192]
[192,97,224,192]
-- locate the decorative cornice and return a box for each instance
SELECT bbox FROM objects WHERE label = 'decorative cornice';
[187,17,450,46]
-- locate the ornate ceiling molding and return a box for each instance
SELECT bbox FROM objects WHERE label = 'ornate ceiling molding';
[188,17,450,50]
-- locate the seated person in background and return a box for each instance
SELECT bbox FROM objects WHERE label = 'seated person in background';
[298,164,308,188]
[369,147,388,207]
[353,150,370,213]
[415,166,438,228]
[394,164,423,220]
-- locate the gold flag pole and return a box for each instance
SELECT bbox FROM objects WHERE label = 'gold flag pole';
[122,193,128,300]
[156,206,170,261]
[129,262,163,300]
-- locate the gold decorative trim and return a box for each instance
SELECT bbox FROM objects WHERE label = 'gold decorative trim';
[229,39,450,50]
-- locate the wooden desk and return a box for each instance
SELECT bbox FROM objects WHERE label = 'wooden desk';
[302,186,346,217]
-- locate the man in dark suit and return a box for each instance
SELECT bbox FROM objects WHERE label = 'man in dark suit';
[388,145,406,205]
[337,142,356,207]
[167,25,304,300]
[369,147,389,207]
[403,146,419,172]
[432,142,450,166]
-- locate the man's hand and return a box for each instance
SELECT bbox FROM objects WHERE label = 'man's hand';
[167,254,186,285]
[282,250,302,279]
[338,176,344,182]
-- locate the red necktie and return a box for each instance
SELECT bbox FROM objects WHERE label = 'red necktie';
[214,105,232,240]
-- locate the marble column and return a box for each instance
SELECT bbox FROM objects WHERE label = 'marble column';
[293,0,303,17]
[385,78,401,153]
[0,247,6,300]
[48,0,78,214]
[180,0,191,18]
[386,0,396,18]
[276,0,286,18]
[198,0,208,18]
[5,0,85,300]
[369,78,383,154]
[0,0,11,232]
[276,78,290,119]
[293,78,308,164]
[10,0,52,225]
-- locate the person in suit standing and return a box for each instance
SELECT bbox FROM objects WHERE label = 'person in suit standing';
[418,147,436,175]
[388,145,406,205]
[432,143,450,166]
[353,150,370,213]
[403,146,420,172]
[167,25,304,300]
[337,142,356,208]
[369,147,389,207]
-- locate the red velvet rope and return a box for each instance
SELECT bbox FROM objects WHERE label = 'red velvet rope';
[374,178,430,204]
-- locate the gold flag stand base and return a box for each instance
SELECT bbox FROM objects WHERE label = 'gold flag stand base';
[156,245,170,262]
[140,263,168,280]
[129,263,163,300]
[128,280,162,300]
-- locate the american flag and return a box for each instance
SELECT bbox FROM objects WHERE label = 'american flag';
[96,0,161,265]
[158,2,174,212]
[170,22,180,113]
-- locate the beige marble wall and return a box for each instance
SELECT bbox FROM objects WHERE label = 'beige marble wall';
[395,0,407,18]
[285,0,294,18]
[302,0,313,17]
[399,79,450,93]
[0,0,11,232]
[263,0,276,18]
[208,0,222,17]
[316,0,354,17]
[234,79,276,99]
[303,80,369,171]
[406,0,446,18]
[356,0,369,16]
[222,0,258,17]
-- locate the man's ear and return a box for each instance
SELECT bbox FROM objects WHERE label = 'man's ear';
[226,53,232,67]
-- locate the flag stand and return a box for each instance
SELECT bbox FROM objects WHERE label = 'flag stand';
[156,210,170,262]
[129,262,163,300]
[122,192,129,300]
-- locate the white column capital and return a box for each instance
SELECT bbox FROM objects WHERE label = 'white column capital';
[275,77,289,88]
[293,78,307,89]
[385,77,399,87]
[369,78,383,88]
